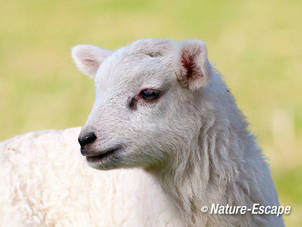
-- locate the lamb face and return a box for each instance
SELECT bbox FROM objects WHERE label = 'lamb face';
[72,39,211,170]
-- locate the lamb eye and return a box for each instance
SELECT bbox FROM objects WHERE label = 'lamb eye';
[139,89,161,101]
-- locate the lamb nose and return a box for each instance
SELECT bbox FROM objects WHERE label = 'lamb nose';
[78,132,97,147]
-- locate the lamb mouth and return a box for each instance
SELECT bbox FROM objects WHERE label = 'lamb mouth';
[86,146,122,163]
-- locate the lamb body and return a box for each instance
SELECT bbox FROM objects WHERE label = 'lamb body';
[0,38,284,226]
[0,128,182,227]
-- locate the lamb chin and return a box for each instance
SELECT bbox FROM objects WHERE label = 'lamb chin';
[86,154,123,170]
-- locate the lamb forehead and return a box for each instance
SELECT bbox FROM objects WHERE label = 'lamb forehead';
[128,38,177,54]
[95,39,178,89]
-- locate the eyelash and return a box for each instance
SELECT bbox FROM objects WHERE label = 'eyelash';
[138,89,161,101]
[128,89,162,110]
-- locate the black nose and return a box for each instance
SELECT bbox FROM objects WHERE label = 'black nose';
[78,132,97,148]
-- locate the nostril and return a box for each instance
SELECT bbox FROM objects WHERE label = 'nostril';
[78,132,97,147]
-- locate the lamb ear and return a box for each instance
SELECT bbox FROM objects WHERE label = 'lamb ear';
[177,40,211,90]
[71,44,113,79]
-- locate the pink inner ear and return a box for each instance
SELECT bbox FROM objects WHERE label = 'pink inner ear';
[181,49,203,80]
[84,58,96,64]
[83,58,99,68]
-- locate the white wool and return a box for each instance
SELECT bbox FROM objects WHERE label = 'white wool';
[0,38,284,226]
[0,128,182,227]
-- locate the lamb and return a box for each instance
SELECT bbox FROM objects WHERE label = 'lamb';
[0,38,284,227]
[0,128,181,226]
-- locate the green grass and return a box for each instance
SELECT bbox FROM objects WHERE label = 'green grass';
[0,0,301,225]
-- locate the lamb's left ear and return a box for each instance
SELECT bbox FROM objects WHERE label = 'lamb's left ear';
[71,44,113,79]
[177,40,211,90]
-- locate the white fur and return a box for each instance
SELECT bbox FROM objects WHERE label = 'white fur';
[0,128,182,227]
[0,38,284,226]
[72,45,113,78]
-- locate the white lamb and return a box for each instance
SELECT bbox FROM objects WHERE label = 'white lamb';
[0,38,284,227]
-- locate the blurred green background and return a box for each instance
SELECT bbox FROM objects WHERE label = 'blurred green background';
[0,0,301,225]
